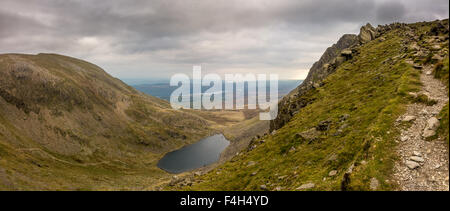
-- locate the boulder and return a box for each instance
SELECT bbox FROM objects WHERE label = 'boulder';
[359,23,377,43]
[423,117,440,138]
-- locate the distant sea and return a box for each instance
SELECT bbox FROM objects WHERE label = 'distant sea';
[123,78,303,106]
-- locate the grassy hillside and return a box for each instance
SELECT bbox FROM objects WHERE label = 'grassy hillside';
[173,20,448,191]
[0,53,246,190]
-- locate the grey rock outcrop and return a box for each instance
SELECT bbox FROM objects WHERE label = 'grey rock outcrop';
[270,34,359,131]
[359,23,378,43]
[270,22,391,132]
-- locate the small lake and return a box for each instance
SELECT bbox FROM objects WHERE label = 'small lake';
[157,134,230,174]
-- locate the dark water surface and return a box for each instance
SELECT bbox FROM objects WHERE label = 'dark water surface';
[157,134,230,173]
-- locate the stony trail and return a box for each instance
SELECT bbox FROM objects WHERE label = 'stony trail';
[393,63,449,191]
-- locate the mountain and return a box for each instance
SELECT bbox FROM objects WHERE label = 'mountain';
[0,53,236,190]
[168,19,449,191]
[1,19,448,191]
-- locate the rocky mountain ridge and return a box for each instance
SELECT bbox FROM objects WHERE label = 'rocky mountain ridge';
[270,22,418,131]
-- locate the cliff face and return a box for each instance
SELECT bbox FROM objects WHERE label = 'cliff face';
[270,22,408,131]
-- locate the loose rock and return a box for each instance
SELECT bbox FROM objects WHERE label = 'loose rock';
[260,185,267,190]
[410,156,425,163]
[405,160,420,169]
[328,170,338,177]
[402,115,416,122]
[370,178,379,190]
[296,183,315,190]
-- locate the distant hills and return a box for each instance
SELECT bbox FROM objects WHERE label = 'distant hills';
[133,80,302,102]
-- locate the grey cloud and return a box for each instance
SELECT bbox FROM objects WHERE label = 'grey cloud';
[0,0,448,79]
[376,1,407,23]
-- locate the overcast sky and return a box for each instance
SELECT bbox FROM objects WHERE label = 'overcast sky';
[1,0,448,80]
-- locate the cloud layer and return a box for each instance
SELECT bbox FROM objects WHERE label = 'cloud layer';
[1,0,448,79]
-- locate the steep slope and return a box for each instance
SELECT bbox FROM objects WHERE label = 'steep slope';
[271,23,407,131]
[170,19,449,191]
[0,53,215,190]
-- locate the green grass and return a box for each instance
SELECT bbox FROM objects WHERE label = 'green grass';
[411,94,438,106]
[0,53,216,190]
[438,104,449,145]
[175,28,422,191]
[434,57,449,89]
[434,57,449,145]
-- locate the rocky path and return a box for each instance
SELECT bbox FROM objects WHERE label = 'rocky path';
[393,63,449,191]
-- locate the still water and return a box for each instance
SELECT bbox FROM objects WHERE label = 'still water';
[157,134,230,173]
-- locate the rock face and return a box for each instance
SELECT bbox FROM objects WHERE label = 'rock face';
[359,23,378,43]
[270,34,359,131]
[270,22,395,132]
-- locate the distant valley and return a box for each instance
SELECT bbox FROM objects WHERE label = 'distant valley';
[131,80,303,102]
